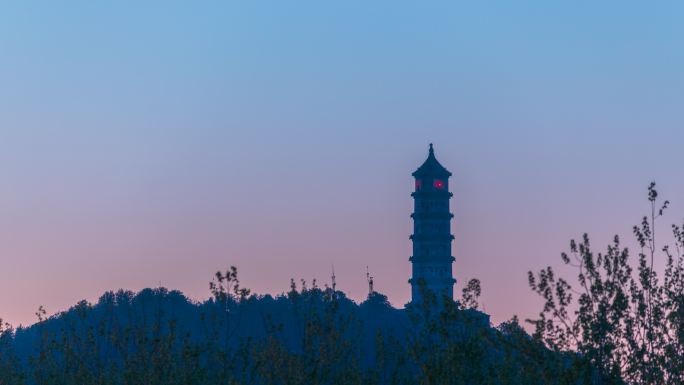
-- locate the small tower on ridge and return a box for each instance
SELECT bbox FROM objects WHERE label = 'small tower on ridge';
[366,266,374,297]
[409,144,455,303]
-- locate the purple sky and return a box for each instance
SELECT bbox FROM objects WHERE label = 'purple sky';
[1,2,683,327]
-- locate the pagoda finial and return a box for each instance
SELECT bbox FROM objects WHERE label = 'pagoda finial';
[429,143,434,154]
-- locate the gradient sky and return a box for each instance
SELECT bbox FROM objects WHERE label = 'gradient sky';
[1,1,683,327]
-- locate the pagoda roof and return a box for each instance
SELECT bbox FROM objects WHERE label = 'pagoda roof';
[412,144,452,177]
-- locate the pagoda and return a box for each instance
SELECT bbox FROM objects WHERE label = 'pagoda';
[409,144,455,303]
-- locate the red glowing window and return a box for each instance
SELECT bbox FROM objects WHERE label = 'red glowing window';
[433,179,445,189]
[415,179,422,190]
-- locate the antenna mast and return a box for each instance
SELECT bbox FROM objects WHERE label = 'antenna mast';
[366,266,374,297]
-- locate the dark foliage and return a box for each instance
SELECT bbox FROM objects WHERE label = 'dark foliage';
[0,271,589,384]
[529,183,684,385]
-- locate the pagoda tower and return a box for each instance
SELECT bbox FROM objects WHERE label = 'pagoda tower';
[409,144,455,303]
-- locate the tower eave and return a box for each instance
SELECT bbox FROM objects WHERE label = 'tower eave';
[411,169,452,178]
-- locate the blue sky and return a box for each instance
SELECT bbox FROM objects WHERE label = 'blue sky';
[0,1,683,326]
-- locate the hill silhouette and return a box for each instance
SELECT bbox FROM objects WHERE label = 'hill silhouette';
[0,270,594,384]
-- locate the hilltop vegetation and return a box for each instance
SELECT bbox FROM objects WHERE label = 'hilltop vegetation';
[0,272,589,385]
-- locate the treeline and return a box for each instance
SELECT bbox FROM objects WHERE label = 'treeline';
[0,271,588,385]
